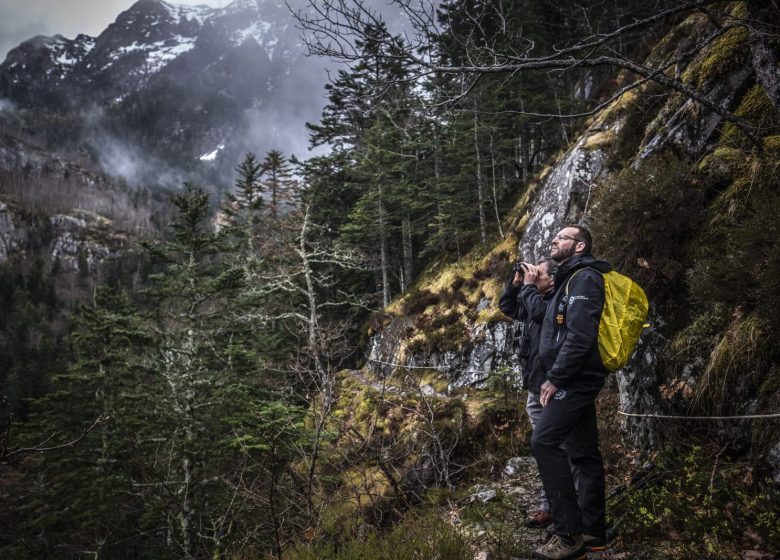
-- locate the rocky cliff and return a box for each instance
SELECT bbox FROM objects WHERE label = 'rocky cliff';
[0,127,165,295]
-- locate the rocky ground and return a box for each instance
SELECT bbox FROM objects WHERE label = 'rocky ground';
[451,455,653,560]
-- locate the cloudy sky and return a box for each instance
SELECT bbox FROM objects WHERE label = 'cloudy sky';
[0,0,229,60]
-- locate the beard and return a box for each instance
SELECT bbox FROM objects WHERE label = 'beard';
[551,243,577,263]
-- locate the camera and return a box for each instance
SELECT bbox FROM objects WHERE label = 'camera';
[514,261,527,275]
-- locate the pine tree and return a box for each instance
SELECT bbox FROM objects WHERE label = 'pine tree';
[220,152,265,257]
[4,287,153,559]
[139,184,315,557]
[261,149,297,218]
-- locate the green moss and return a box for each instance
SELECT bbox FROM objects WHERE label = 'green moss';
[475,305,508,325]
[691,26,749,88]
[721,85,780,149]
[689,312,770,415]
[283,510,471,560]
[763,135,780,153]
[758,365,780,400]
[688,164,780,336]
[405,319,470,354]
[669,304,730,356]
[698,146,748,174]
[644,13,709,70]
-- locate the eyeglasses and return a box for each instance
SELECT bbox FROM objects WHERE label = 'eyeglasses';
[553,233,583,243]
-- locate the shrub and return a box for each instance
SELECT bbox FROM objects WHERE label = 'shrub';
[614,444,780,559]
[282,510,470,560]
[688,163,780,343]
[588,152,706,297]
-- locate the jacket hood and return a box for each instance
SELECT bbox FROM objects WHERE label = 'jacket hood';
[555,254,611,282]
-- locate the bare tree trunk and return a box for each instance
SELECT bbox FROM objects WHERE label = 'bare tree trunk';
[181,454,193,559]
[401,214,413,290]
[488,133,504,238]
[473,101,487,245]
[269,438,283,560]
[299,208,331,410]
[271,167,279,218]
[433,130,447,253]
[520,123,530,184]
[180,251,197,560]
[377,183,390,307]
[298,206,336,523]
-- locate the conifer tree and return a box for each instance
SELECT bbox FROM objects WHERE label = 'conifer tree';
[3,287,152,559]
[221,152,265,257]
[261,149,297,217]
[134,184,306,557]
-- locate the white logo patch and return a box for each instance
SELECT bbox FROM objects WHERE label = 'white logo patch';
[569,295,589,304]
[553,389,567,400]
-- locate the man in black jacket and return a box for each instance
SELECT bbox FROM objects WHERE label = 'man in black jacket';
[498,258,555,527]
[531,224,611,560]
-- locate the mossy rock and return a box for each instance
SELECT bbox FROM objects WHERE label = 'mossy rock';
[688,26,750,89]
[721,85,780,149]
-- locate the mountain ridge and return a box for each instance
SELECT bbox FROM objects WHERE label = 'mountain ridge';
[0,0,319,189]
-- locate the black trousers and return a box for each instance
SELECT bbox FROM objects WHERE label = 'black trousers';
[530,383,606,538]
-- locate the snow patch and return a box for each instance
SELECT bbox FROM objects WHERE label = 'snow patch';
[56,52,78,66]
[106,35,197,74]
[145,36,197,72]
[199,144,225,161]
[162,1,215,25]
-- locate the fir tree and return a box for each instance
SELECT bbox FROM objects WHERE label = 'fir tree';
[261,149,297,218]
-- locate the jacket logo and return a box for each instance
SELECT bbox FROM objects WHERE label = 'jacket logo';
[553,389,567,400]
[569,295,589,304]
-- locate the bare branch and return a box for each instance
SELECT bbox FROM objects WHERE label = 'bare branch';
[2,415,108,465]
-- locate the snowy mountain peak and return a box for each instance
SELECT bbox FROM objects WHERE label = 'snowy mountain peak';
[0,0,322,189]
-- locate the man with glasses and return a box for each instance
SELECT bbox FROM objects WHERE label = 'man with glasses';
[530,225,611,560]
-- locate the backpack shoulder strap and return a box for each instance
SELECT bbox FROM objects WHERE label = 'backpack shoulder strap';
[564,266,601,297]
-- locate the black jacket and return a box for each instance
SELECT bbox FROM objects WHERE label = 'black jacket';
[498,275,551,393]
[539,254,611,389]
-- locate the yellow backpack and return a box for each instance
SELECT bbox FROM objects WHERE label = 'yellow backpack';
[566,269,649,371]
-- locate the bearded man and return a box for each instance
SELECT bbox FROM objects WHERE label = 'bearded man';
[530,224,611,560]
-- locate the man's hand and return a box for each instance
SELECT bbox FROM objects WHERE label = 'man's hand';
[522,263,538,285]
[512,271,523,286]
[540,380,559,407]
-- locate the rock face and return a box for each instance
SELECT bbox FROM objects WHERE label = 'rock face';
[367,317,520,392]
[615,310,666,450]
[0,202,126,278]
[0,130,139,282]
[0,202,17,264]
[364,24,764,455]
[638,68,753,160]
[518,121,616,263]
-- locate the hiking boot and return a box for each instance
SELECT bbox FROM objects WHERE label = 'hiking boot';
[583,533,608,552]
[532,534,585,560]
[524,510,553,528]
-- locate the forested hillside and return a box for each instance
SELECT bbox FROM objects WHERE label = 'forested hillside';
[1,1,780,559]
